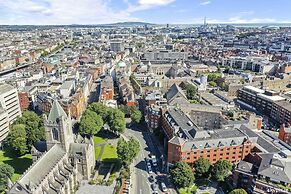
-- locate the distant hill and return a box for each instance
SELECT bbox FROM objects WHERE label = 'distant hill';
[99,22,155,27]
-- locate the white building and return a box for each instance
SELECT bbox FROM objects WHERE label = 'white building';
[0,84,22,143]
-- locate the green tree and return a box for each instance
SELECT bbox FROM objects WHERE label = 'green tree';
[117,137,140,166]
[108,108,126,134]
[170,162,195,188]
[208,81,217,87]
[119,105,131,117]
[0,164,14,192]
[185,84,198,100]
[130,106,142,124]
[229,188,247,194]
[220,82,229,91]
[14,111,45,148]
[7,124,28,156]
[79,110,103,135]
[211,159,232,181]
[88,102,108,121]
[193,157,211,177]
[207,73,222,82]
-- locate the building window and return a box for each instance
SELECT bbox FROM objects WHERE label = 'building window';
[52,128,59,141]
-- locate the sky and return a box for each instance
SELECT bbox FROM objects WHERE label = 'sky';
[0,0,290,25]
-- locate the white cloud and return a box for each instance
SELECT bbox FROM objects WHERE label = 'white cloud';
[127,0,175,12]
[139,0,175,6]
[200,1,211,6]
[228,17,277,23]
[0,0,138,25]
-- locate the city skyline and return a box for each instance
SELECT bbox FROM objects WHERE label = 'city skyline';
[1,0,291,25]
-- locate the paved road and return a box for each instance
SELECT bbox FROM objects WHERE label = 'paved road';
[125,121,177,194]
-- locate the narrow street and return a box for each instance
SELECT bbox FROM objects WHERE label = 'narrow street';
[125,119,177,194]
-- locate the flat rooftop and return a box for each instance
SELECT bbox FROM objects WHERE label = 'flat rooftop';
[243,85,264,94]
[0,83,14,94]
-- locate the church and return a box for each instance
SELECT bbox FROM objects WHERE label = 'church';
[8,100,96,194]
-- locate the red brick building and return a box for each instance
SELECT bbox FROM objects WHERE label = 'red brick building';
[168,137,252,165]
[162,108,254,165]
[100,75,114,101]
[278,125,291,145]
[18,92,30,111]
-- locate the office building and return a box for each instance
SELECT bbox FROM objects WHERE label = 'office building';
[237,86,285,116]
[0,84,21,143]
[110,40,124,52]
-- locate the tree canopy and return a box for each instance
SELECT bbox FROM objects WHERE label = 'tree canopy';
[13,111,45,148]
[88,102,108,121]
[193,157,211,177]
[170,162,195,188]
[207,73,222,82]
[0,164,14,192]
[229,189,248,194]
[185,84,198,100]
[130,106,142,124]
[208,81,217,87]
[86,102,127,134]
[7,124,28,156]
[211,159,232,182]
[108,108,126,134]
[79,109,103,135]
[117,137,140,166]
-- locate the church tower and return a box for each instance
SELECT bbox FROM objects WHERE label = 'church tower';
[44,100,74,151]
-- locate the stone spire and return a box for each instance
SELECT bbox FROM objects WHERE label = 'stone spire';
[48,99,67,123]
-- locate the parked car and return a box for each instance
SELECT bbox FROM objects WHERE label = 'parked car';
[150,154,157,167]
[148,165,153,174]
[160,182,168,192]
[151,183,158,192]
[149,175,154,183]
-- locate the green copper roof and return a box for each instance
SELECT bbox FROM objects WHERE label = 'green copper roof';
[48,100,67,122]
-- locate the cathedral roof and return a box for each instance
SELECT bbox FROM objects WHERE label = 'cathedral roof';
[18,144,66,188]
[48,100,68,122]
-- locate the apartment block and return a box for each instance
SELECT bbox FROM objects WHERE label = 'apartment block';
[0,84,22,143]
[270,100,291,125]
[162,108,254,165]
[237,86,285,116]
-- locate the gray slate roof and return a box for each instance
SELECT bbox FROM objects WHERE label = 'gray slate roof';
[19,144,66,188]
[258,153,291,184]
[48,100,68,123]
[165,83,188,103]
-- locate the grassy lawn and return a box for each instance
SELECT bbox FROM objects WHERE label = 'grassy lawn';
[101,144,118,161]
[0,150,32,182]
[93,136,106,145]
[178,185,197,194]
[95,146,102,159]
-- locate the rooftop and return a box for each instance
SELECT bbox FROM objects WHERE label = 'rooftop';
[19,144,66,187]
[243,85,264,94]
[0,83,15,94]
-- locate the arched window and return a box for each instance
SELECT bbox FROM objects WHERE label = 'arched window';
[52,128,59,141]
